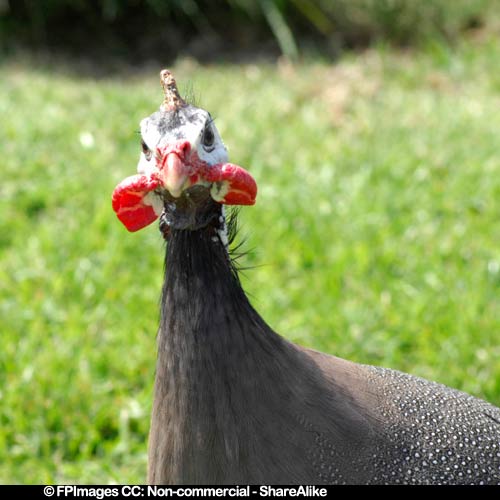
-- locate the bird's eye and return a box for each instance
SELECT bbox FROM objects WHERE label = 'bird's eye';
[202,126,215,151]
[141,139,152,161]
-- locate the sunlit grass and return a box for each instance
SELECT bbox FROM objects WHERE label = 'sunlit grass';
[1,36,499,483]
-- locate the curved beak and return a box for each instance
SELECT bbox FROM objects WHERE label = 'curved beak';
[156,140,194,198]
[161,152,190,198]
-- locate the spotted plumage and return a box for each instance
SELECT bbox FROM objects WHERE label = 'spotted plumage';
[306,363,500,484]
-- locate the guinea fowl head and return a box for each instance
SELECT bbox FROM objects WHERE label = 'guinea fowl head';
[112,69,257,235]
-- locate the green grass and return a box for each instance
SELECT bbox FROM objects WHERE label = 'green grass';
[1,35,499,483]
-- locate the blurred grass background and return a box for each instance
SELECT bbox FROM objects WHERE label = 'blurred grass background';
[1,0,499,485]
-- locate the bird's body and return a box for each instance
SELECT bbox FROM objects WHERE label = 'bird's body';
[112,70,500,485]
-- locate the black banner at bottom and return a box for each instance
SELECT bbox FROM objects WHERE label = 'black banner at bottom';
[0,484,498,497]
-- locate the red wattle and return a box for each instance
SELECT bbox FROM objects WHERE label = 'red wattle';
[205,163,257,206]
[112,174,161,232]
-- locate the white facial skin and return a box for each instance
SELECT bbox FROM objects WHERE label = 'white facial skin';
[136,106,228,177]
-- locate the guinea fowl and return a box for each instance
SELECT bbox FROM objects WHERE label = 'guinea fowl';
[112,70,500,485]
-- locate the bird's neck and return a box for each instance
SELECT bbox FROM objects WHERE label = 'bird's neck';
[149,224,288,482]
[159,224,280,356]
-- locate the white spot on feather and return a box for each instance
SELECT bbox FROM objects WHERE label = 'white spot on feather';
[217,227,229,248]
[216,206,229,249]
